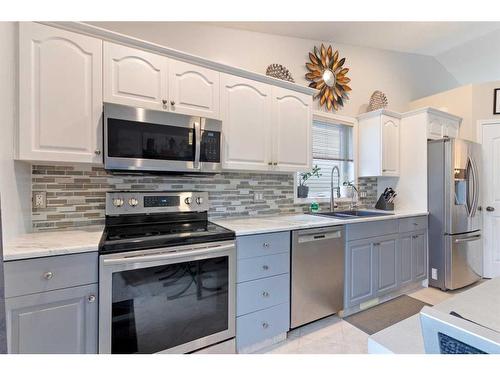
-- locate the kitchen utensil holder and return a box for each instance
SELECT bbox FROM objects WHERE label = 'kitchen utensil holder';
[375,194,394,211]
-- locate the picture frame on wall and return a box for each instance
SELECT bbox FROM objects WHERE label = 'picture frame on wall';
[494,88,500,115]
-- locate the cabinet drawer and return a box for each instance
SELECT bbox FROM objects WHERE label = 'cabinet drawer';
[237,232,290,259]
[237,253,290,283]
[399,216,428,233]
[236,274,289,316]
[236,302,290,351]
[346,219,398,241]
[4,252,98,298]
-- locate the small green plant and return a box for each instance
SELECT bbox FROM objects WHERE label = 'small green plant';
[299,165,322,186]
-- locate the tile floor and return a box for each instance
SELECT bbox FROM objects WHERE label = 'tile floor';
[258,286,457,354]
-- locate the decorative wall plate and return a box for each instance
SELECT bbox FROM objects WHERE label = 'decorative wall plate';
[266,64,295,83]
[305,44,351,111]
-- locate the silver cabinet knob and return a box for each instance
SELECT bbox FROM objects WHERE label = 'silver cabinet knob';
[43,271,54,280]
[196,197,204,205]
[263,242,270,248]
[262,291,270,297]
[184,197,192,205]
[170,101,175,106]
[128,198,139,207]
[162,99,168,105]
[94,149,101,155]
[87,295,96,303]
[262,322,269,329]
[486,206,495,212]
[262,265,269,271]
[273,162,278,166]
[268,162,273,166]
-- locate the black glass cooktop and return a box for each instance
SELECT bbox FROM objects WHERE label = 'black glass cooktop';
[99,213,234,255]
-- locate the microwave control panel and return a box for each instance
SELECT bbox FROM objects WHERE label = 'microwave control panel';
[200,131,221,163]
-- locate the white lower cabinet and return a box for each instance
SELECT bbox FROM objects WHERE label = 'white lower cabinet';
[235,232,290,353]
[18,22,103,163]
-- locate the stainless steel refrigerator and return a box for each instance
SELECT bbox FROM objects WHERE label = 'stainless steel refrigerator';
[428,138,483,291]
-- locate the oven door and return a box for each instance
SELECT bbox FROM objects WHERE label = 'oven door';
[99,240,235,354]
[104,103,201,173]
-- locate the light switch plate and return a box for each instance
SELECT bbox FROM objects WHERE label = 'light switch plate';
[253,192,264,202]
[33,191,47,208]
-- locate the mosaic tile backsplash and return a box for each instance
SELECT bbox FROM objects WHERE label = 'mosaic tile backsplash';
[32,165,378,231]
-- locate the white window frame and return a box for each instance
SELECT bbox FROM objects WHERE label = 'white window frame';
[294,111,358,204]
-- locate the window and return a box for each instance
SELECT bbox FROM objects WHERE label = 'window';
[297,119,354,199]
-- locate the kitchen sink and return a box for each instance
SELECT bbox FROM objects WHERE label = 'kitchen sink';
[311,210,394,219]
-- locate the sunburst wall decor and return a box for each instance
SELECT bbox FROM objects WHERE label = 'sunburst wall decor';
[305,44,351,111]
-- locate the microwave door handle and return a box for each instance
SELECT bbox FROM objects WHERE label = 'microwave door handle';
[194,120,201,169]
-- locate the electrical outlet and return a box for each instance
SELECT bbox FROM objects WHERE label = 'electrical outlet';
[359,191,367,198]
[33,191,47,208]
[431,268,438,280]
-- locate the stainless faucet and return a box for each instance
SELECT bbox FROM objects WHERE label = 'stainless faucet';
[330,165,341,211]
[343,181,359,210]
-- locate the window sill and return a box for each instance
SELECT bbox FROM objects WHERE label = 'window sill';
[294,196,355,205]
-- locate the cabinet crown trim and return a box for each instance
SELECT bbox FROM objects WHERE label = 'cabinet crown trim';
[402,107,463,123]
[357,109,402,120]
[39,21,317,96]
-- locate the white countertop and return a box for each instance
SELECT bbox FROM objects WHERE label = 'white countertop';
[3,226,104,261]
[212,209,428,236]
[368,278,500,354]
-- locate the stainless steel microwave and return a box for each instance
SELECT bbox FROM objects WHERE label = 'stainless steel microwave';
[103,103,222,173]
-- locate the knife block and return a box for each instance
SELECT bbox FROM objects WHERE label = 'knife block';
[375,194,394,211]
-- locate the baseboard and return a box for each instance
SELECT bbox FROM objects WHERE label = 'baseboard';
[237,333,287,354]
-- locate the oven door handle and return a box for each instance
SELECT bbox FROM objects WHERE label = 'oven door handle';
[101,243,234,266]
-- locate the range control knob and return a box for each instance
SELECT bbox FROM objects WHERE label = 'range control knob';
[128,198,139,207]
[112,198,124,207]
[184,197,193,205]
[196,197,204,205]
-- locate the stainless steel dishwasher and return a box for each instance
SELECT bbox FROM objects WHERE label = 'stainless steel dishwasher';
[291,226,345,329]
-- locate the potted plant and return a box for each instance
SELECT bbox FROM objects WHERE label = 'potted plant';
[298,165,321,198]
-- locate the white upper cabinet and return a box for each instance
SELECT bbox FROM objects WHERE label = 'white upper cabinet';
[427,112,460,140]
[272,88,312,172]
[381,115,400,176]
[103,42,168,111]
[220,74,273,171]
[358,110,401,177]
[168,60,220,119]
[18,22,103,163]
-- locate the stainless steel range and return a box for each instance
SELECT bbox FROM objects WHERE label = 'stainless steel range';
[98,191,236,354]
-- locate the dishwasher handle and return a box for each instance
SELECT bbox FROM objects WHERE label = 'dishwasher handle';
[296,228,344,244]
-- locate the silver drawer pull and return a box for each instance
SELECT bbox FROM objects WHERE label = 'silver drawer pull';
[413,222,418,226]
[262,291,270,297]
[262,265,269,270]
[412,235,418,239]
[87,295,96,303]
[263,242,270,248]
[43,271,54,280]
[262,322,269,329]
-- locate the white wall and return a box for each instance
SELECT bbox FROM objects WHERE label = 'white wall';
[436,29,500,86]
[410,81,500,142]
[89,22,459,117]
[0,22,31,242]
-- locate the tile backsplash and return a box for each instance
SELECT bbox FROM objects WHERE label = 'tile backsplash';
[32,165,378,231]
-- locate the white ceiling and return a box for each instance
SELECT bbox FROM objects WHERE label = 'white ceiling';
[209,22,500,56]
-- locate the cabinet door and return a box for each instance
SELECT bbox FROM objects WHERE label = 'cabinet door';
[443,120,459,139]
[272,87,312,172]
[168,60,220,119]
[375,236,399,295]
[19,22,103,163]
[103,42,168,111]
[381,115,400,176]
[346,240,376,307]
[400,235,413,287]
[220,74,272,171]
[412,232,427,281]
[5,284,98,354]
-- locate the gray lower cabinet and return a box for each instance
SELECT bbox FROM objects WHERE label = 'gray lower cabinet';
[345,216,428,310]
[5,283,98,354]
[236,232,290,352]
[4,252,99,354]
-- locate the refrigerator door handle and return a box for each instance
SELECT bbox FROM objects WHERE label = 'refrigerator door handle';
[453,234,481,244]
[470,155,480,217]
